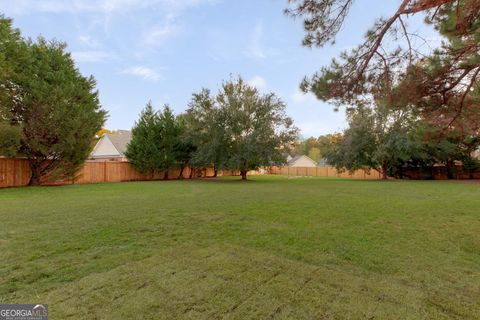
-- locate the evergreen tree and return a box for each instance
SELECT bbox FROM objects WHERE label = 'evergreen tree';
[125,102,162,174]
[156,105,182,180]
[286,1,480,131]
[1,16,106,185]
[0,121,21,157]
[126,104,184,180]
[0,16,26,157]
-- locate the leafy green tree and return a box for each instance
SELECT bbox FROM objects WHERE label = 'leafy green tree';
[294,137,320,157]
[184,89,229,177]
[317,133,342,159]
[327,105,419,179]
[0,18,106,185]
[175,114,197,179]
[190,78,298,180]
[308,147,321,162]
[125,103,163,175]
[415,126,480,179]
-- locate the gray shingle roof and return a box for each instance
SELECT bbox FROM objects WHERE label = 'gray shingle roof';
[106,132,131,156]
[287,155,318,166]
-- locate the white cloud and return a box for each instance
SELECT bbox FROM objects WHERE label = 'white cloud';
[248,76,267,90]
[0,0,217,14]
[142,14,182,47]
[71,51,113,62]
[78,35,101,48]
[244,21,266,60]
[119,66,161,81]
[291,89,317,104]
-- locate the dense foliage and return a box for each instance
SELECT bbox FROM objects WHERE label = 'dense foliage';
[323,104,480,179]
[0,16,106,185]
[294,133,342,162]
[186,78,298,179]
[126,104,186,179]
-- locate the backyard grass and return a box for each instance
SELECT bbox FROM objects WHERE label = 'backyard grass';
[0,175,479,319]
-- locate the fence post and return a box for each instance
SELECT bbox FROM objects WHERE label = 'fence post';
[103,162,107,182]
[12,159,17,187]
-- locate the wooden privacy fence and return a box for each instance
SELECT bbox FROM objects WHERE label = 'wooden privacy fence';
[1,158,381,188]
[0,158,242,188]
[0,158,31,187]
[269,166,382,180]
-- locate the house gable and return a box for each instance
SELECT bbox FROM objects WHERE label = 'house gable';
[288,155,318,167]
[91,135,121,158]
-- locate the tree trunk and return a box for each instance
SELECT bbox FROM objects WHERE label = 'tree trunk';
[28,162,43,186]
[163,169,169,180]
[189,168,194,179]
[213,168,218,178]
[381,161,388,180]
[29,167,42,186]
[446,159,454,179]
[178,165,185,179]
[240,170,247,180]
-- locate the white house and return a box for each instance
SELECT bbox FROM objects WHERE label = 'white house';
[287,155,318,167]
[90,131,131,161]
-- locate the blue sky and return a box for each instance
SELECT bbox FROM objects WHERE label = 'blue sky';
[0,0,439,137]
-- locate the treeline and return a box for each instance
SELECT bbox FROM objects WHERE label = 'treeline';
[287,0,480,180]
[125,78,298,180]
[294,133,342,162]
[322,105,480,180]
[0,15,297,184]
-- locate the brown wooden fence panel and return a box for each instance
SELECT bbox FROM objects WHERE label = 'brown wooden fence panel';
[0,158,242,188]
[4,158,480,188]
[317,167,329,177]
[0,158,31,188]
[270,166,383,180]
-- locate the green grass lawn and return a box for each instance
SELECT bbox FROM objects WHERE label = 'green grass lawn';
[1,176,479,319]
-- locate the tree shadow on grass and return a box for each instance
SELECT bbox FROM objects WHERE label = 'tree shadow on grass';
[194,177,268,184]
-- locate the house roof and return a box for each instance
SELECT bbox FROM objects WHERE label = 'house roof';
[106,132,131,156]
[287,155,318,166]
[317,159,329,167]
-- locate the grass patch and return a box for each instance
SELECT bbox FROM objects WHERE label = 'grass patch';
[1,176,479,318]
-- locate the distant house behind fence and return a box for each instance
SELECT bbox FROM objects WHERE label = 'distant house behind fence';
[287,155,318,167]
[90,130,131,161]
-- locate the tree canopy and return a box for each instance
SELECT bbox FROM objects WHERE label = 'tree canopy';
[286,0,480,131]
[0,16,106,185]
[186,78,298,179]
[126,103,187,180]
